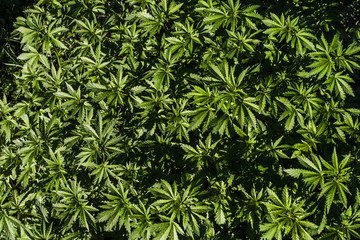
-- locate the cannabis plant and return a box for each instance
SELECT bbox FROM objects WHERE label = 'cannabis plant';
[0,0,360,239]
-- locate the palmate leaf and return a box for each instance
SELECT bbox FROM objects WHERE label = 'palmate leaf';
[226,27,261,57]
[261,188,317,240]
[261,136,289,160]
[212,113,232,136]
[200,0,260,31]
[32,221,55,240]
[41,21,68,53]
[0,187,32,240]
[149,216,184,240]
[291,29,316,55]
[18,46,50,68]
[129,201,152,240]
[307,57,334,79]
[43,147,67,191]
[0,214,25,240]
[186,85,215,105]
[16,14,43,47]
[335,40,360,73]
[82,161,118,184]
[260,221,283,240]
[150,180,211,237]
[277,97,305,131]
[54,83,92,122]
[263,13,285,35]
[263,13,315,55]
[330,194,360,239]
[150,49,178,90]
[166,36,186,57]
[308,34,360,78]
[76,17,104,43]
[181,134,219,170]
[341,112,360,140]
[287,149,352,213]
[208,180,231,225]
[318,149,352,212]
[324,72,355,99]
[206,62,259,130]
[87,67,131,107]
[254,76,277,113]
[172,19,202,54]
[0,189,24,239]
[307,35,336,79]
[238,186,265,228]
[167,99,190,142]
[81,44,110,76]
[98,181,132,232]
[137,11,159,36]
[284,83,323,119]
[285,154,324,190]
[186,104,216,131]
[77,114,123,165]
[137,0,183,36]
[54,180,98,231]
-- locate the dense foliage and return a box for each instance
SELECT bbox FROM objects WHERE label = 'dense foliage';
[1,0,360,239]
